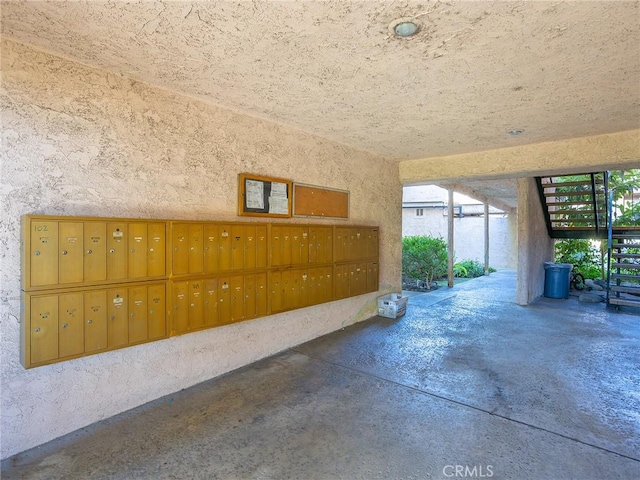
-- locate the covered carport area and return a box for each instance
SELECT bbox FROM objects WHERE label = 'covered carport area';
[399,130,640,305]
[3,270,639,479]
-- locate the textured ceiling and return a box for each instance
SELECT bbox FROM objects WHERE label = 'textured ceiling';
[1,1,639,207]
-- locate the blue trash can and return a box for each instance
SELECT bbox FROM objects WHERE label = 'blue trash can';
[544,262,573,299]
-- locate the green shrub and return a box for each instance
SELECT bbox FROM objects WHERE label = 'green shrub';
[453,263,468,278]
[454,259,495,278]
[402,236,448,289]
[554,239,602,280]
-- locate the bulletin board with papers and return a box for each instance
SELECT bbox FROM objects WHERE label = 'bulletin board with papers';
[238,173,292,218]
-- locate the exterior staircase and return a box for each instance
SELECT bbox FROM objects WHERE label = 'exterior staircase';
[536,171,640,310]
[607,228,640,309]
[535,173,608,239]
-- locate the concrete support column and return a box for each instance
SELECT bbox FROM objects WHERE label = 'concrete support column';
[448,189,454,288]
[484,202,490,275]
[516,177,555,305]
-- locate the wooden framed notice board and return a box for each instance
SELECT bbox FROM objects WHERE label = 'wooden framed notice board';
[238,173,292,218]
[293,183,349,219]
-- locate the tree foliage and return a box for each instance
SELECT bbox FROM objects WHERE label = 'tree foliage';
[610,169,640,226]
[402,236,448,289]
[554,169,639,279]
[554,239,601,279]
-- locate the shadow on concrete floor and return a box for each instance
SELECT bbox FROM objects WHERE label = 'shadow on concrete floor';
[3,270,639,479]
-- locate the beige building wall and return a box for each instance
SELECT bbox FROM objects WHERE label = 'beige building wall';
[403,210,517,270]
[516,178,555,305]
[402,185,517,269]
[0,39,402,459]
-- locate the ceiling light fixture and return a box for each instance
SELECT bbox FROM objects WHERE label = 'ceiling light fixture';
[394,21,419,37]
[389,18,420,38]
[507,129,525,136]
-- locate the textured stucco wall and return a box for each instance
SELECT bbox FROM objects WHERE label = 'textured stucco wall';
[399,130,640,184]
[516,178,554,305]
[0,39,402,459]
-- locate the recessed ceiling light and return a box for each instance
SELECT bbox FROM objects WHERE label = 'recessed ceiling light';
[394,21,419,37]
[507,129,525,136]
[389,18,420,38]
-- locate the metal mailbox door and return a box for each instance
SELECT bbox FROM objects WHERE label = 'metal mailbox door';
[299,270,309,308]
[255,272,267,317]
[270,226,283,267]
[308,227,318,264]
[203,224,219,274]
[107,287,128,348]
[188,280,204,330]
[218,279,232,324]
[84,290,107,352]
[84,222,107,283]
[290,227,303,265]
[172,281,189,334]
[107,223,128,280]
[128,223,148,279]
[269,271,282,313]
[230,275,244,323]
[244,274,257,319]
[244,225,257,270]
[58,292,84,358]
[188,224,204,274]
[59,222,84,285]
[172,224,189,275]
[147,284,166,340]
[203,278,219,327]
[128,286,148,343]
[147,223,166,277]
[255,225,268,269]
[30,295,59,364]
[30,220,59,287]
[218,226,232,271]
[231,225,245,270]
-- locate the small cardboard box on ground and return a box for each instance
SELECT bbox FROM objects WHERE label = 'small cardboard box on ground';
[377,293,408,319]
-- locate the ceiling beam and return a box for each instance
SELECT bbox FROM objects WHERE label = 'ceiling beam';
[436,182,516,213]
[399,130,640,184]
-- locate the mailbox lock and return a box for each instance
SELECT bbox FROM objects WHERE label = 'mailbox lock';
[62,323,68,328]
[110,316,115,321]
[149,248,154,252]
[34,251,41,256]
[62,250,68,255]
[131,313,135,318]
[34,327,41,333]
[87,249,93,254]
[87,319,93,324]
[130,248,135,253]
[109,249,115,254]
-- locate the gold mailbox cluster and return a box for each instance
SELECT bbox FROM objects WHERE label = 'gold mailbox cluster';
[21,215,380,369]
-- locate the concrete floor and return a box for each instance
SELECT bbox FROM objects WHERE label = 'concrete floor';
[2,270,640,479]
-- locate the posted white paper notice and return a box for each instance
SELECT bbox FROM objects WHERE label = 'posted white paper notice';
[245,179,264,210]
[269,182,288,214]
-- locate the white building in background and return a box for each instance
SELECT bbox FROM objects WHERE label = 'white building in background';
[402,185,518,270]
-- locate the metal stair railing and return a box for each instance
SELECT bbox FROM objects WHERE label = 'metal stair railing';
[536,172,607,239]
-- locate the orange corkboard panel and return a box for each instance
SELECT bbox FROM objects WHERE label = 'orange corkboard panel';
[238,173,292,218]
[293,183,349,219]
